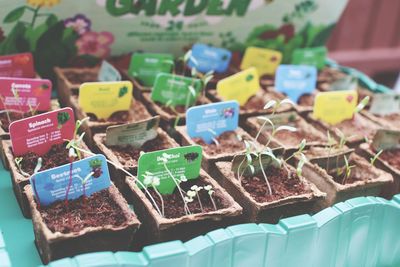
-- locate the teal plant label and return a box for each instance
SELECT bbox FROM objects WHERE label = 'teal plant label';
[30,155,111,206]
[105,116,160,148]
[372,129,400,151]
[98,60,121,82]
[137,146,202,194]
[275,65,317,102]
[128,53,174,87]
[186,101,239,144]
[369,93,400,116]
[151,73,202,107]
[291,46,327,70]
[188,43,232,73]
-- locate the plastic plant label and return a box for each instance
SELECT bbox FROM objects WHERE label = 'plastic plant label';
[105,116,160,148]
[369,93,400,116]
[128,53,174,87]
[216,67,259,106]
[372,129,400,151]
[98,60,121,82]
[9,108,75,156]
[313,90,358,125]
[0,77,52,112]
[188,43,232,74]
[275,65,317,103]
[291,46,327,70]
[30,155,111,206]
[328,75,358,91]
[151,73,202,107]
[240,47,282,76]
[137,146,202,195]
[79,81,133,120]
[0,53,35,78]
[186,101,239,144]
[257,111,298,130]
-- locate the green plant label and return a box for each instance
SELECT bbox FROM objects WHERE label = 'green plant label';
[256,111,298,130]
[98,60,121,82]
[369,94,400,116]
[151,73,202,107]
[105,116,160,148]
[231,152,281,177]
[291,46,327,70]
[137,146,202,194]
[128,53,174,87]
[372,129,400,151]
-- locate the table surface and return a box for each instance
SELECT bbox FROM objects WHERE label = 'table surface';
[0,162,42,267]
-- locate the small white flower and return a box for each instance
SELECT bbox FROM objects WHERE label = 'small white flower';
[208,190,215,196]
[204,185,212,191]
[152,177,160,187]
[187,190,196,198]
[180,175,187,182]
[191,185,203,192]
[184,196,193,203]
[143,175,152,186]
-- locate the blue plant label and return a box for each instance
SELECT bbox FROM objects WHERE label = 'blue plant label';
[186,101,239,144]
[30,155,111,206]
[188,43,232,74]
[275,65,317,103]
[98,60,121,82]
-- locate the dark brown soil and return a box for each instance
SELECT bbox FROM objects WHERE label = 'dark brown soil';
[317,67,347,85]
[157,99,205,116]
[242,91,285,112]
[379,149,400,170]
[144,178,227,219]
[105,134,174,168]
[39,189,128,234]
[333,114,377,141]
[192,131,245,156]
[87,102,150,123]
[88,111,130,123]
[0,111,39,132]
[298,94,315,107]
[240,166,309,203]
[14,143,81,176]
[64,71,97,84]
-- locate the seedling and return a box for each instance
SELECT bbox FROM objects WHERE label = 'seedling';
[143,171,164,217]
[370,149,383,166]
[15,156,42,177]
[72,171,94,202]
[284,139,308,178]
[353,96,370,115]
[11,84,24,117]
[325,130,336,173]
[337,155,356,184]
[207,128,220,146]
[204,185,217,211]
[189,185,204,212]
[65,117,89,160]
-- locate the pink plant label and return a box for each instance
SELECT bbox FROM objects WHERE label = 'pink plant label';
[9,108,75,156]
[0,77,52,112]
[0,53,35,78]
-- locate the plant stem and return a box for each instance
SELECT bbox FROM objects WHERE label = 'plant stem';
[259,154,272,195]
[65,158,73,208]
[196,192,203,212]
[152,185,164,217]
[31,6,41,27]
[209,195,217,211]
[236,157,246,183]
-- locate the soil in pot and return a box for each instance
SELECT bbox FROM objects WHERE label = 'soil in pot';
[39,189,128,234]
[239,166,310,203]
[85,103,150,124]
[377,149,400,170]
[0,111,50,132]
[156,98,208,116]
[64,71,98,85]
[143,178,227,219]
[192,131,245,157]
[242,91,286,112]
[298,93,315,107]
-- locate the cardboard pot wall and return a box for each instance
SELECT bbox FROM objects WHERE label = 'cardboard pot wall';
[0,0,347,77]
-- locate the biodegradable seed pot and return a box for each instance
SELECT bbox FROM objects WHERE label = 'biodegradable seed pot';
[25,184,140,264]
[93,128,179,190]
[245,111,328,151]
[362,111,400,131]
[125,170,242,245]
[213,159,324,223]
[298,147,393,208]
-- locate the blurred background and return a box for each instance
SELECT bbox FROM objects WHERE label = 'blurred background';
[327,0,400,89]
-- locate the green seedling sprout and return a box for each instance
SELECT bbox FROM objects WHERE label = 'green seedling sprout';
[284,139,308,178]
[204,185,217,211]
[67,144,164,217]
[72,171,94,202]
[370,149,383,166]
[11,84,24,118]
[337,155,355,184]
[190,185,204,212]
[15,156,42,177]
[65,117,90,160]
[143,171,164,217]
[160,153,191,215]
[325,130,336,174]
[353,96,370,115]
[207,128,220,146]
[0,94,11,124]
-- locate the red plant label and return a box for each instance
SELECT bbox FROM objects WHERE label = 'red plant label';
[0,53,35,78]
[0,77,52,112]
[10,108,75,156]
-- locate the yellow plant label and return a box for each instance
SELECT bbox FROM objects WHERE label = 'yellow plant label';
[216,68,259,106]
[313,90,358,125]
[79,81,133,120]
[240,47,282,76]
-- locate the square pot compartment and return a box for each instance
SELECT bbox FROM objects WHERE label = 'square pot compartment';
[305,112,381,148]
[207,89,293,119]
[25,183,140,264]
[125,170,242,245]
[92,128,179,191]
[2,140,90,218]
[296,147,393,209]
[358,143,400,197]
[69,95,152,148]
[213,160,325,223]
[54,67,100,107]
[0,99,61,171]
[119,68,152,93]
[175,126,259,172]
[361,111,400,131]
[141,92,212,127]
[244,111,329,151]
